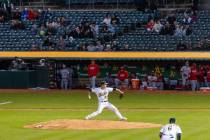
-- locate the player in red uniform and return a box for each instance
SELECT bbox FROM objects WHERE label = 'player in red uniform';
[197,65,205,88]
[189,63,198,91]
[88,60,100,88]
[114,67,129,88]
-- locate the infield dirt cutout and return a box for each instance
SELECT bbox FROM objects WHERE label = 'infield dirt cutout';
[25,119,162,130]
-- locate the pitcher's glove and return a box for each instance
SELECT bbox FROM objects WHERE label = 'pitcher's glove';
[119,93,124,99]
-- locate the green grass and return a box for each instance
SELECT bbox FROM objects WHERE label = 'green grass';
[0,91,210,140]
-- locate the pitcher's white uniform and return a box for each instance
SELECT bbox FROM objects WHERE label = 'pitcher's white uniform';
[85,87,125,120]
[160,124,182,140]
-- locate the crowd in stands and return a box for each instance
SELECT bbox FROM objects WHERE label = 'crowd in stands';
[0,0,209,51]
[146,9,195,37]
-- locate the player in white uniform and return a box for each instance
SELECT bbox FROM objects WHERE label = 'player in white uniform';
[180,61,191,89]
[160,118,182,140]
[85,81,127,120]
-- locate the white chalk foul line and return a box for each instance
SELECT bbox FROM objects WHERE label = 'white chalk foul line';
[0,101,12,105]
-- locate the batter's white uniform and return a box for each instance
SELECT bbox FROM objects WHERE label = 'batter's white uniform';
[160,124,182,140]
[85,87,125,120]
[180,66,191,86]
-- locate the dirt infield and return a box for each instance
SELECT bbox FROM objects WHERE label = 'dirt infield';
[24,119,162,130]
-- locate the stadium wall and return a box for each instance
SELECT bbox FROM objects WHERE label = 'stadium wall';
[0,52,210,60]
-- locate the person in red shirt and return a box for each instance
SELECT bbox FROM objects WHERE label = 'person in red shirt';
[146,19,155,31]
[197,65,205,88]
[88,60,100,88]
[189,63,198,91]
[156,74,164,90]
[114,66,129,88]
[206,65,210,87]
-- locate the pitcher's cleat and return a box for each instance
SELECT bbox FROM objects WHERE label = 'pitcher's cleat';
[120,117,127,121]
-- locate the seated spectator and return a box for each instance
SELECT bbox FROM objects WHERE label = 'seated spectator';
[21,8,29,21]
[10,20,25,30]
[103,13,111,25]
[153,20,163,33]
[79,43,87,51]
[174,24,184,37]
[90,22,99,38]
[108,23,116,33]
[111,40,119,51]
[114,67,129,88]
[43,37,54,50]
[57,36,67,50]
[31,23,38,35]
[190,11,197,22]
[183,14,192,24]
[30,44,40,51]
[104,44,112,51]
[122,44,129,51]
[185,25,192,36]
[95,41,104,51]
[87,43,96,52]
[69,26,81,38]
[28,8,39,20]
[177,41,188,51]
[12,9,21,20]
[146,19,155,31]
[39,25,46,36]
[0,9,5,22]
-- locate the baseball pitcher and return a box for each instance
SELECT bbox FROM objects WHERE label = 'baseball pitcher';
[85,81,127,121]
[160,118,182,140]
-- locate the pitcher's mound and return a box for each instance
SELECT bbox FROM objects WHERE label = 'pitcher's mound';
[25,119,162,130]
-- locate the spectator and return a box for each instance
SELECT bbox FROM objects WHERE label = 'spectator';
[30,44,40,51]
[190,63,198,91]
[79,43,86,51]
[146,19,155,31]
[183,14,192,24]
[153,20,163,33]
[43,37,54,50]
[90,22,99,38]
[174,24,184,37]
[57,36,66,50]
[114,67,129,88]
[39,25,46,36]
[103,13,111,25]
[122,44,129,51]
[88,60,100,88]
[95,41,104,51]
[0,8,5,22]
[31,23,38,35]
[87,43,96,52]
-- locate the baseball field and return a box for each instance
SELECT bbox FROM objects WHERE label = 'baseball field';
[0,90,210,140]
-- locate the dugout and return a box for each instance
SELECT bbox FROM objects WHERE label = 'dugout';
[0,51,210,89]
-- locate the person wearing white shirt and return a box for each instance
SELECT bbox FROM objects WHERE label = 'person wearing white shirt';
[160,118,182,140]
